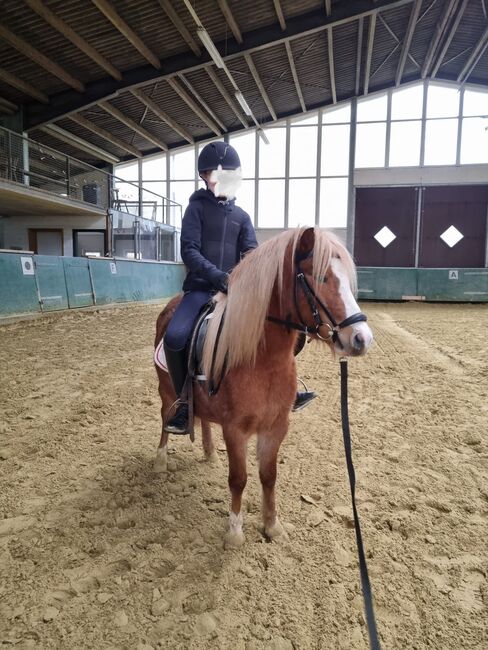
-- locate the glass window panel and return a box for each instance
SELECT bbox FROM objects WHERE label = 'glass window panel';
[355,123,387,168]
[391,83,423,120]
[116,161,138,181]
[289,126,317,177]
[258,128,286,178]
[323,102,351,124]
[463,88,488,117]
[170,180,196,228]
[236,179,255,224]
[142,181,165,197]
[291,111,319,125]
[424,118,458,165]
[229,131,255,177]
[389,121,421,167]
[142,156,166,181]
[257,179,285,227]
[357,93,387,122]
[170,147,195,180]
[114,180,138,202]
[288,179,316,228]
[460,117,488,164]
[319,178,348,228]
[426,84,460,118]
[321,124,350,175]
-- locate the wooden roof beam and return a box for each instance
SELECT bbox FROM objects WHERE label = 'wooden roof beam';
[285,41,306,112]
[91,0,161,69]
[25,0,122,81]
[40,124,120,163]
[0,96,18,112]
[457,25,488,83]
[166,77,222,137]
[273,0,286,30]
[355,17,364,95]
[395,0,422,85]
[206,67,248,128]
[327,27,337,104]
[431,0,470,78]
[0,67,49,103]
[0,23,84,92]
[68,113,142,157]
[421,0,458,78]
[364,13,376,95]
[217,0,243,43]
[177,74,227,132]
[99,101,168,151]
[243,53,277,120]
[130,88,194,144]
[157,0,201,56]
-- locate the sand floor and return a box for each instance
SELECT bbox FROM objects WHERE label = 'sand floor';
[0,301,487,649]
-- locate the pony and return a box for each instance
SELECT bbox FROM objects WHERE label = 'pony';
[154,227,373,547]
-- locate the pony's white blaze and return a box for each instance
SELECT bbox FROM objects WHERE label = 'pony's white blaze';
[330,258,373,354]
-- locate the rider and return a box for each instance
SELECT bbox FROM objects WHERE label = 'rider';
[163,141,316,434]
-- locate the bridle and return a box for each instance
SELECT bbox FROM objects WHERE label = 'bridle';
[267,251,367,345]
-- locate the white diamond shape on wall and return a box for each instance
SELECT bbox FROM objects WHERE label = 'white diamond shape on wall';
[374,226,397,248]
[440,225,464,248]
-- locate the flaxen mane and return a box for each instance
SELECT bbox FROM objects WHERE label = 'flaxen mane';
[202,227,357,381]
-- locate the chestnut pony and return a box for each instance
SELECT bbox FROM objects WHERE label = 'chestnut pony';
[154,227,372,547]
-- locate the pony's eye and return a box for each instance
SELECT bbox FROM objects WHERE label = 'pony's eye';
[314,274,328,283]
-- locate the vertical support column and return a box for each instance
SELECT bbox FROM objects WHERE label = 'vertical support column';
[456,86,464,166]
[107,211,113,257]
[315,108,323,227]
[346,98,357,254]
[134,219,141,259]
[155,226,161,261]
[138,158,143,218]
[419,79,428,167]
[166,154,171,225]
[284,118,291,229]
[254,129,260,228]
[385,89,392,168]
[22,132,30,186]
[66,157,71,198]
[6,130,12,181]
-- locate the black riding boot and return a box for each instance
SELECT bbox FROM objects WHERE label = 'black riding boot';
[163,344,189,434]
[292,391,317,412]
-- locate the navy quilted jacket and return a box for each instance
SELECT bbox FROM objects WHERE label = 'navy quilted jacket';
[180,188,257,292]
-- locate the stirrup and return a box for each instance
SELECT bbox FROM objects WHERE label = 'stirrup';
[164,401,189,435]
[292,391,317,412]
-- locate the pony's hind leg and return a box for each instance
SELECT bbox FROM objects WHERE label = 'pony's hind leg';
[201,419,219,464]
[257,426,288,541]
[154,404,170,474]
[223,430,248,549]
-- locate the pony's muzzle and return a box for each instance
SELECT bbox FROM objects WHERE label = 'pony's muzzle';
[339,324,372,356]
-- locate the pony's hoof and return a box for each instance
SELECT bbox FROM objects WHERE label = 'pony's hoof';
[205,450,221,465]
[224,530,245,549]
[265,518,288,542]
[153,448,167,474]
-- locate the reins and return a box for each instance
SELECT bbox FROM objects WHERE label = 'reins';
[340,358,381,650]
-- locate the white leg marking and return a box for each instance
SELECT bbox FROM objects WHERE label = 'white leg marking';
[153,446,168,474]
[224,511,245,549]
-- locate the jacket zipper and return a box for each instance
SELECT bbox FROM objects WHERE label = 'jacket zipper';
[219,204,228,269]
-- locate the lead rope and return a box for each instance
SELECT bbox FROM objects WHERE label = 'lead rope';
[340,358,381,650]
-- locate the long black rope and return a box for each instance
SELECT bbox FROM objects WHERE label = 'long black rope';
[340,358,381,650]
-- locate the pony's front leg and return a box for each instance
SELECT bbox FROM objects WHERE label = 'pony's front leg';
[223,430,248,549]
[257,426,288,541]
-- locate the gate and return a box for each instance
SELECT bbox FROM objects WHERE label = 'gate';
[63,257,95,308]
[354,187,418,266]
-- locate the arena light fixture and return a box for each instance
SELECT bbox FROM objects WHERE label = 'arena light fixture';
[235,92,253,116]
[197,28,225,69]
[258,128,270,145]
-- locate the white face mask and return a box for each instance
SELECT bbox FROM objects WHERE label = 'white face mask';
[209,165,242,200]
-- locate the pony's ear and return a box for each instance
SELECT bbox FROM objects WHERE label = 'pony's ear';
[297,227,315,258]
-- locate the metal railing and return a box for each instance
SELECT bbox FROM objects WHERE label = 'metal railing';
[0,126,182,227]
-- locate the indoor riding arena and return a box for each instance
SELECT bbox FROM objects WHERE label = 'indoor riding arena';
[0,2,487,649]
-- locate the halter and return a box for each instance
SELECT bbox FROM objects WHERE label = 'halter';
[267,250,367,345]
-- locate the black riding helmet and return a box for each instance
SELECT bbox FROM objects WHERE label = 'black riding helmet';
[198,141,241,173]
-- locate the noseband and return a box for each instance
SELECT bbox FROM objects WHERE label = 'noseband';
[267,251,367,345]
